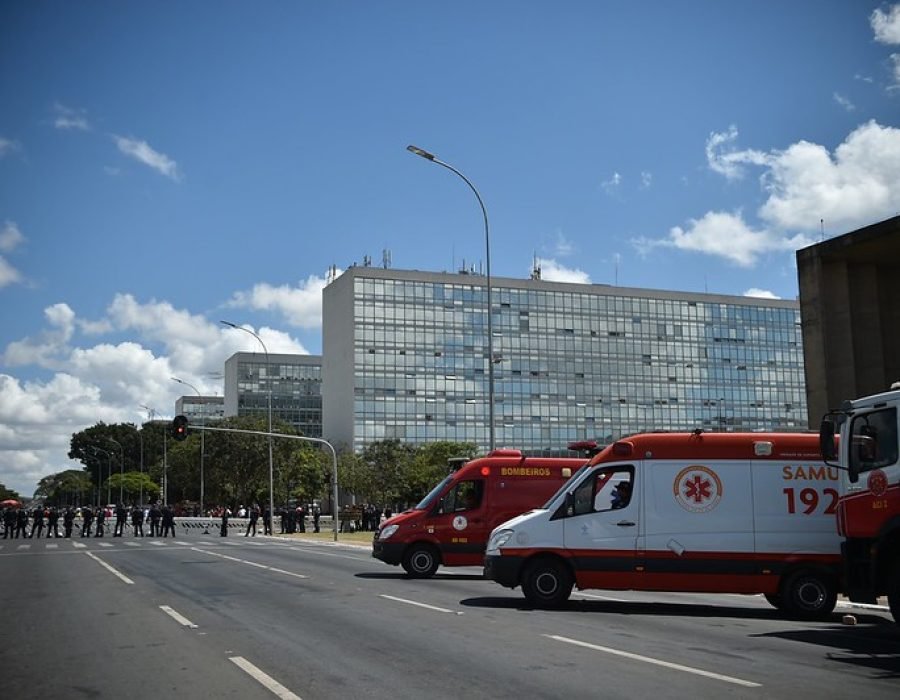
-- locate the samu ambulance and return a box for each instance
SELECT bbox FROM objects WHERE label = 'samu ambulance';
[373,448,590,578]
[484,431,843,619]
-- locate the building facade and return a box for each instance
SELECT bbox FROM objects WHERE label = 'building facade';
[174,395,225,423]
[323,267,808,454]
[797,215,900,427]
[223,352,323,437]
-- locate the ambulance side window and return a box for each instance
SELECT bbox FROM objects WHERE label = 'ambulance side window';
[569,468,634,516]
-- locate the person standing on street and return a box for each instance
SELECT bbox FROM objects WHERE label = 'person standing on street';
[114,503,127,537]
[245,504,259,537]
[95,506,105,537]
[263,506,272,536]
[131,506,144,537]
[30,506,45,538]
[3,507,15,539]
[63,508,75,538]
[160,505,175,537]
[313,504,321,533]
[220,506,230,537]
[149,503,161,537]
[46,507,60,538]
[81,506,93,538]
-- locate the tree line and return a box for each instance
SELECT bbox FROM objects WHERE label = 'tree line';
[31,416,477,512]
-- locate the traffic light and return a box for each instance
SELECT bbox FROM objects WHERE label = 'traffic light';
[172,415,189,441]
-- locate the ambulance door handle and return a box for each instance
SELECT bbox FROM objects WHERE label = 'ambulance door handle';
[616,520,636,527]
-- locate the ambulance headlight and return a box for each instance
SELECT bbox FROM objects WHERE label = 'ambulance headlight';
[377,524,399,541]
[486,529,514,554]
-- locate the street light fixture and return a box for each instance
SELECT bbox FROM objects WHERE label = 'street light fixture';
[406,144,496,451]
[139,404,157,506]
[88,445,113,505]
[172,377,206,514]
[221,320,274,533]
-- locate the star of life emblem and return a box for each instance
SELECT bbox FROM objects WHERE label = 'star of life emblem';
[452,515,468,531]
[673,465,723,513]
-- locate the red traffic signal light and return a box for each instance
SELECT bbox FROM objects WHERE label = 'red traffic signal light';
[172,415,189,441]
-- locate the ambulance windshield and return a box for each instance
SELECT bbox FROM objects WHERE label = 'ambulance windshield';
[414,475,453,510]
[540,464,588,509]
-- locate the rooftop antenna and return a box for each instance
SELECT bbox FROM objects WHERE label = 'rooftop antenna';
[382,249,392,269]
[531,253,541,280]
[820,218,825,242]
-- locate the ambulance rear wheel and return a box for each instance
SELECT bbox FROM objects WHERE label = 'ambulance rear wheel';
[522,558,573,608]
[781,570,837,620]
[402,544,440,578]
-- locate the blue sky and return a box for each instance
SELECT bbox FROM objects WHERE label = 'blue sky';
[2,1,899,496]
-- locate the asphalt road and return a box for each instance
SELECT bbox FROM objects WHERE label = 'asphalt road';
[1,530,898,699]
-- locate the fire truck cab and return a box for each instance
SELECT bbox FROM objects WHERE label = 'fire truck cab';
[820,384,900,624]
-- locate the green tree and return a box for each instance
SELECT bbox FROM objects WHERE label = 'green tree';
[33,470,92,506]
[0,482,21,501]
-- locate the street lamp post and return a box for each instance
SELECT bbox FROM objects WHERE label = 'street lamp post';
[139,404,157,506]
[172,377,205,514]
[407,144,496,451]
[107,437,124,503]
[221,320,274,533]
[89,446,113,505]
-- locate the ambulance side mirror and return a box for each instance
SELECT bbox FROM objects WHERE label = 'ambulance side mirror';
[564,491,575,516]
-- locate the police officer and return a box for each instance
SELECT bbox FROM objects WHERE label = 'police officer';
[95,506,105,537]
[245,504,259,536]
[220,507,230,537]
[46,507,60,538]
[2,507,15,539]
[114,503,127,537]
[131,506,145,537]
[30,506,45,538]
[160,505,175,537]
[63,508,75,538]
[81,506,94,537]
[149,503,161,537]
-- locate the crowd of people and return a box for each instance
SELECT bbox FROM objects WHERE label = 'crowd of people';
[1,503,180,539]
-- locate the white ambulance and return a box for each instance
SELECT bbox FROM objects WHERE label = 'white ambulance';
[484,431,843,619]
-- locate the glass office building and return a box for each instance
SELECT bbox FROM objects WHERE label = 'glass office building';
[323,267,808,454]
[224,352,323,437]
[174,395,225,423]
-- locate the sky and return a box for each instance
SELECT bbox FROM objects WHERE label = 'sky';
[1,1,900,497]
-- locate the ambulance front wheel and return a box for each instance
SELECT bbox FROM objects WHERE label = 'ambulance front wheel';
[781,570,837,620]
[522,557,573,608]
[401,544,440,578]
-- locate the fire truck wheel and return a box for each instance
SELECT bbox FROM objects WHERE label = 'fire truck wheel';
[781,570,837,620]
[522,558,573,608]
[401,544,440,578]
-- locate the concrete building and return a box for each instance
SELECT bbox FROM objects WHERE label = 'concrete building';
[174,395,225,423]
[323,266,808,455]
[797,215,900,427]
[223,352,323,437]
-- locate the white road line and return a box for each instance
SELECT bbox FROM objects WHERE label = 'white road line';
[85,551,134,584]
[124,542,140,547]
[229,656,302,700]
[190,547,308,579]
[98,542,113,547]
[46,543,58,550]
[159,605,198,629]
[17,544,30,550]
[379,594,462,615]
[72,541,86,549]
[546,635,761,688]
[572,592,630,602]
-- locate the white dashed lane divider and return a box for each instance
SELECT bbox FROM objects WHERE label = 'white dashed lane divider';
[229,656,303,700]
[189,546,308,579]
[85,551,134,584]
[159,605,198,629]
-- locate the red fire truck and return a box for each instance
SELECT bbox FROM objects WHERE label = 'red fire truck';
[820,384,900,624]
[372,447,591,577]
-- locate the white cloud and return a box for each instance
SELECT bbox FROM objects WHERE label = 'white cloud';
[0,291,313,495]
[833,92,856,111]
[534,258,591,284]
[113,135,181,181]
[549,230,574,257]
[871,4,900,44]
[640,171,652,189]
[635,211,814,268]
[744,288,781,300]
[601,171,622,195]
[228,273,331,329]
[705,125,770,180]
[891,53,900,88]
[758,120,900,231]
[0,221,25,288]
[0,137,20,158]
[53,103,90,131]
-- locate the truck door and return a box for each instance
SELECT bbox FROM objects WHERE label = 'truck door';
[429,478,486,566]
[562,464,638,589]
